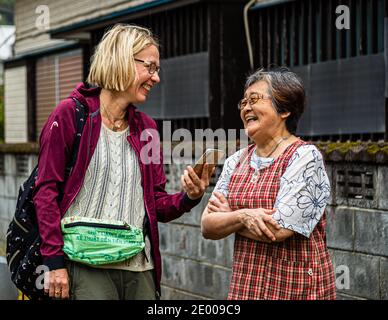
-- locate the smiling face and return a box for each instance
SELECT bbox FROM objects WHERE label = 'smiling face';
[240,80,288,142]
[126,44,160,104]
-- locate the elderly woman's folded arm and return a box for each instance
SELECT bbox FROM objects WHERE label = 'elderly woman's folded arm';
[237,224,294,242]
[201,206,245,240]
[201,205,294,242]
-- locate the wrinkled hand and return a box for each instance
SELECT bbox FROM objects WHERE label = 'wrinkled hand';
[238,227,273,243]
[208,191,231,213]
[238,208,281,242]
[181,164,215,200]
[44,268,70,299]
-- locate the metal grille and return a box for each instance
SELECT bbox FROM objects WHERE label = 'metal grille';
[250,0,386,141]
[90,2,209,60]
[130,2,208,59]
[131,3,209,133]
[15,155,30,176]
[337,166,375,201]
[295,54,385,137]
[250,0,385,68]
[143,52,209,120]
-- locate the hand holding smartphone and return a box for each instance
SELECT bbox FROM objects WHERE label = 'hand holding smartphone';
[193,148,225,177]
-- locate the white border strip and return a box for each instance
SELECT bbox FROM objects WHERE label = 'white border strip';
[0,256,7,264]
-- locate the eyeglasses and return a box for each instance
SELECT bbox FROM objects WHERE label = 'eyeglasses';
[237,92,271,110]
[134,58,161,75]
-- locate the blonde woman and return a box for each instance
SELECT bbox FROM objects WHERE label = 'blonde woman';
[33,24,211,300]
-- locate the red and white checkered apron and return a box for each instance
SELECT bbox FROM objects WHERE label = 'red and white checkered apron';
[227,140,336,300]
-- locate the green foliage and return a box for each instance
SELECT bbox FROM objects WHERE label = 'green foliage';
[0,0,14,25]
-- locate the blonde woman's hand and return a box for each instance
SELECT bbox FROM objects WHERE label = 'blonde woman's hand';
[181,164,215,200]
[208,191,232,213]
[44,268,70,299]
[237,208,281,242]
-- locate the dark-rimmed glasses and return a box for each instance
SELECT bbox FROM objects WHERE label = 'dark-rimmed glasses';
[237,92,271,110]
[134,58,161,75]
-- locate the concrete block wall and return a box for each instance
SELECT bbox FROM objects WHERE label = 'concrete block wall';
[160,162,388,300]
[159,190,233,299]
[321,164,388,300]
[0,151,387,300]
[0,154,37,255]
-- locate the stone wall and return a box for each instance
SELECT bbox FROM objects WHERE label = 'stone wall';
[159,143,388,300]
[325,163,388,300]
[0,152,38,256]
[0,142,387,299]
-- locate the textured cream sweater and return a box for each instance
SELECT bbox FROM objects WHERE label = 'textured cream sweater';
[63,123,154,271]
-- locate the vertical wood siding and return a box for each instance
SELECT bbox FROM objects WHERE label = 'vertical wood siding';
[35,49,83,137]
[4,66,28,143]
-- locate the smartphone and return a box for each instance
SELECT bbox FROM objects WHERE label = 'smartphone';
[193,148,225,177]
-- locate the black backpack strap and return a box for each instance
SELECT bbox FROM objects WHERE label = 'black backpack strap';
[64,98,87,178]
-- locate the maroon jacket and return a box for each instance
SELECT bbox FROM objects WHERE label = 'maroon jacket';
[33,82,200,292]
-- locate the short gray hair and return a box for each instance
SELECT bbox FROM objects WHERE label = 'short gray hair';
[244,67,306,134]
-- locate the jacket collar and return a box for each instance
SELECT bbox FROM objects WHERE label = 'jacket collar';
[69,82,139,130]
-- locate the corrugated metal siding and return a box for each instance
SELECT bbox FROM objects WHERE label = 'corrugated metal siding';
[121,1,210,133]
[4,66,28,143]
[36,49,83,137]
[59,52,83,100]
[144,52,209,119]
[14,34,67,57]
[36,55,56,137]
[15,0,157,55]
[131,2,208,59]
[295,54,385,136]
[249,0,386,141]
[250,0,385,67]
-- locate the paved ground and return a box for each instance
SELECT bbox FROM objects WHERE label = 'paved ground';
[0,257,18,300]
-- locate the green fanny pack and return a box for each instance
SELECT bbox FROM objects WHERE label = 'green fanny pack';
[61,216,145,266]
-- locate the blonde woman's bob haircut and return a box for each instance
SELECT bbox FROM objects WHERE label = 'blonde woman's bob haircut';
[87,24,159,91]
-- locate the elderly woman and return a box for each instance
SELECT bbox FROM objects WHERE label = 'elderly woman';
[201,67,336,300]
[33,24,211,300]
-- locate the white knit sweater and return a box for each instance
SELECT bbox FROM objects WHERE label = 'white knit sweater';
[63,123,154,271]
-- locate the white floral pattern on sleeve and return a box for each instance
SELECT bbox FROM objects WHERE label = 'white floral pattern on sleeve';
[213,149,243,197]
[272,145,331,238]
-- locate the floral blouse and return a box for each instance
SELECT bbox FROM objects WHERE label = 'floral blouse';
[213,144,331,238]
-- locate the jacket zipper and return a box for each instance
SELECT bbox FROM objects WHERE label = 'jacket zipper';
[63,222,131,230]
[87,113,93,161]
[13,217,28,233]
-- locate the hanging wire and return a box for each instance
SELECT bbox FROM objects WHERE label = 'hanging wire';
[243,0,258,70]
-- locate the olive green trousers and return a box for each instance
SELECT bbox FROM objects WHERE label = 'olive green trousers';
[65,260,157,300]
